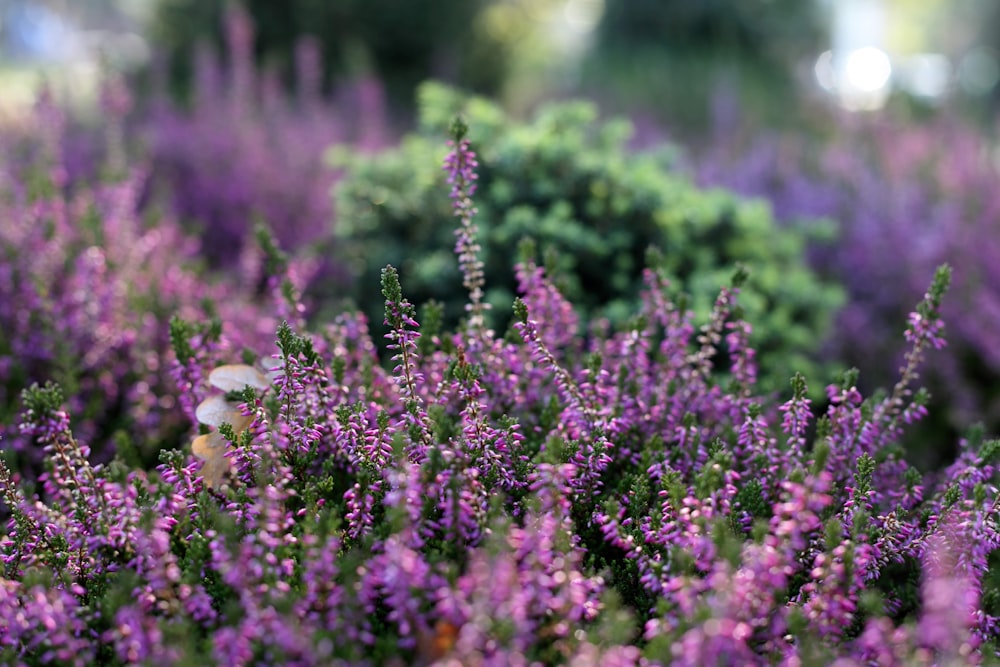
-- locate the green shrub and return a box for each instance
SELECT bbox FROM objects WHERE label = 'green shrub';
[331,82,844,395]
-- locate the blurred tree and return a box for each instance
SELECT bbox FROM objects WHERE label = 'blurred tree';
[148,0,505,107]
[148,0,225,99]
[582,0,825,132]
[960,0,1000,114]
[597,0,822,57]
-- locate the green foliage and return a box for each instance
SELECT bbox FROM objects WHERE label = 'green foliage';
[853,454,876,501]
[168,315,197,363]
[923,264,952,316]
[983,550,1000,628]
[731,477,769,533]
[276,319,317,365]
[255,223,289,279]
[21,382,64,420]
[981,438,1000,464]
[333,82,845,394]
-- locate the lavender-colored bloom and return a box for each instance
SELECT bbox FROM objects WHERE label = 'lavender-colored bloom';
[0,582,95,666]
[145,4,389,277]
[779,374,812,461]
[443,118,489,337]
[106,604,180,666]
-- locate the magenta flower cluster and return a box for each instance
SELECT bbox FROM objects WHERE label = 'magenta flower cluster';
[2,114,998,666]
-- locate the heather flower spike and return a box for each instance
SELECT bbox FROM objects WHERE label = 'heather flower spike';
[444,114,488,335]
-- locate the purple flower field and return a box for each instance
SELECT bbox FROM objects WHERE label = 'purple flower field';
[3,11,1000,664]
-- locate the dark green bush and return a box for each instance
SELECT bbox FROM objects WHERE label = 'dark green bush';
[331,82,844,395]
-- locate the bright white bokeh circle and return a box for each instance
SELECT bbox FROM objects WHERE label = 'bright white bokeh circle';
[844,46,892,92]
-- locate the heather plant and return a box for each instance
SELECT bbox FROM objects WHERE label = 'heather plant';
[144,3,389,278]
[333,81,844,397]
[1,120,997,665]
[694,112,1000,464]
[0,85,303,473]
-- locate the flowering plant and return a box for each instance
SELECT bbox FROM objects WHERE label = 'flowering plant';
[144,3,389,293]
[0,85,301,473]
[1,116,996,665]
[694,111,1000,465]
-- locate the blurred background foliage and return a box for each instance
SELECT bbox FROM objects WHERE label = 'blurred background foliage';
[581,0,824,131]
[148,0,505,110]
[138,0,998,131]
[140,0,830,132]
[5,1,989,130]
